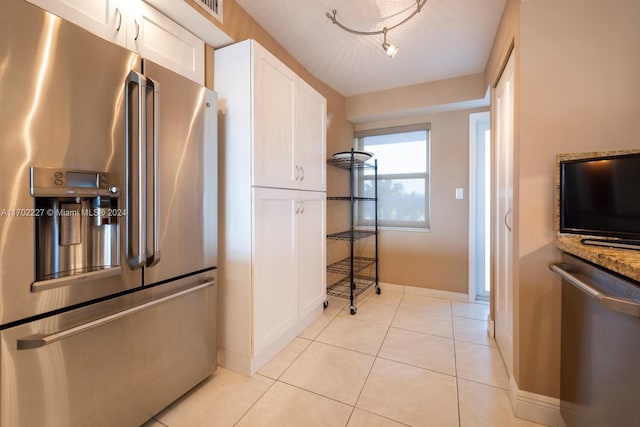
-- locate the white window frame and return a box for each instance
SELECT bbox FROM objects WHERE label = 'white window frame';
[355,123,431,229]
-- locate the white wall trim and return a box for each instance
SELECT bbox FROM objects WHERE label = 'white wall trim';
[380,282,468,302]
[510,375,566,427]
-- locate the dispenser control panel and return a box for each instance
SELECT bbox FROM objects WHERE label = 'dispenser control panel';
[30,167,120,197]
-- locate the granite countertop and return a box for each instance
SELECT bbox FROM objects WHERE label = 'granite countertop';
[556,235,640,282]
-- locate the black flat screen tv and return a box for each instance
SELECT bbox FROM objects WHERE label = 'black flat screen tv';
[560,153,640,241]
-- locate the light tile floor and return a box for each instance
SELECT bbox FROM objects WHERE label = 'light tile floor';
[145,284,544,427]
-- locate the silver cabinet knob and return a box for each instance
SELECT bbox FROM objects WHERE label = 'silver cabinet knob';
[109,186,119,195]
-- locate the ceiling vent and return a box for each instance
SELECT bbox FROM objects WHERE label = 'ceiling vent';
[194,0,222,23]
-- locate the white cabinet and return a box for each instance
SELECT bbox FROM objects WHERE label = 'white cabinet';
[25,0,126,46]
[253,188,326,355]
[295,79,327,191]
[215,39,327,376]
[222,40,326,191]
[252,188,298,356]
[252,46,297,189]
[127,2,204,85]
[25,0,204,84]
[297,191,327,318]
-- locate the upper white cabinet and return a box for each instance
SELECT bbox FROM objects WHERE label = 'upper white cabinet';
[296,79,327,191]
[218,40,326,191]
[127,2,204,84]
[25,0,204,84]
[25,0,126,46]
[252,45,297,189]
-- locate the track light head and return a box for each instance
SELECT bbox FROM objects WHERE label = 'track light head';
[382,28,398,58]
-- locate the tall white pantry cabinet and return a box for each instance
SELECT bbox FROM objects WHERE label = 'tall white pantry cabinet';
[215,39,327,375]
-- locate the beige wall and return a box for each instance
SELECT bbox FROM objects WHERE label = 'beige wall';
[488,0,640,399]
[351,108,487,293]
[346,73,487,123]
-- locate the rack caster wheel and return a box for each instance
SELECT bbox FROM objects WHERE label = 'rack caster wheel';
[323,300,329,309]
[376,286,381,295]
[350,306,357,315]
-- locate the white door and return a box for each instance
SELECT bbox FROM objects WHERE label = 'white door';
[297,191,326,318]
[253,43,297,189]
[295,80,327,192]
[494,51,515,375]
[252,188,298,355]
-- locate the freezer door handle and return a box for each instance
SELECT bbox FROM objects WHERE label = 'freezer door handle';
[550,263,640,318]
[17,280,215,350]
[125,70,147,269]
[146,77,161,267]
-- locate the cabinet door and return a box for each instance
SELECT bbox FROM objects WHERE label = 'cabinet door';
[252,43,297,189]
[128,2,204,84]
[253,188,298,355]
[296,80,327,192]
[25,0,126,46]
[298,191,326,318]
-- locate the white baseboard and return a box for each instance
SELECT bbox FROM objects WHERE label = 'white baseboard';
[510,375,566,427]
[487,316,495,338]
[399,283,468,302]
[218,305,322,377]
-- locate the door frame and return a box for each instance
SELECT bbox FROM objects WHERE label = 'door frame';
[468,110,491,304]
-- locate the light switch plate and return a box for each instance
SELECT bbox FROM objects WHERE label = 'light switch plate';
[455,188,464,199]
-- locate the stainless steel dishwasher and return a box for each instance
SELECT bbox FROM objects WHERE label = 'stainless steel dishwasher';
[550,253,640,427]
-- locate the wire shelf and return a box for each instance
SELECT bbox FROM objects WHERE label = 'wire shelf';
[327,256,375,274]
[327,275,376,299]
[327,230,376,241]
[326,157,376,170]
[327,196,376,201]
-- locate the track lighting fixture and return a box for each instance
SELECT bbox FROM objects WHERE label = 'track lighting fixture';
[325,0,426,58]
[381,28,398,58]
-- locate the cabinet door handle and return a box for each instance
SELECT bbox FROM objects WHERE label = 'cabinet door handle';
[300,167,305,181]
[115,8,122,31]
[504,208,512,232]
[134,19,140,41]
[295,201,300,214]
[300,201,305,214]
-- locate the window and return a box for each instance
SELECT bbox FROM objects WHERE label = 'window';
[355,123,430,229]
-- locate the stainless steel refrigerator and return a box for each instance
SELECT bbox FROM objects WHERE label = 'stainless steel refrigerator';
[0,0,217,425]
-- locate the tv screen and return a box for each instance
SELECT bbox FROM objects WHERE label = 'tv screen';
[560,153,640,240]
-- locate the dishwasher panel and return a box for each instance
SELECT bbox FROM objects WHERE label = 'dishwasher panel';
[552,253,640,427]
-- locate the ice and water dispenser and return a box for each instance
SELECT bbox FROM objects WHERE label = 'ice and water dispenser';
[30,167,121,288]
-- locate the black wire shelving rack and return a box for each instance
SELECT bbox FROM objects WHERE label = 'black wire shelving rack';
[325,148,380,315]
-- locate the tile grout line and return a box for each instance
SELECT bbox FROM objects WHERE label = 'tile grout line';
[239,304,348,424]
[451,299,463,427]
[231,377,278,426]
[344,289,405,426]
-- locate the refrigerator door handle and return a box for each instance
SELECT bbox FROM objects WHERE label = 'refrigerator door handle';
[146,77,161,267]
[125,70,147,269]
[16,280,215,350]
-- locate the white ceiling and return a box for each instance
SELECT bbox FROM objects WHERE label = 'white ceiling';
[234,0,506,97]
